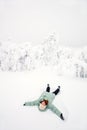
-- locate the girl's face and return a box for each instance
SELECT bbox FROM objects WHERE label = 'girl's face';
[39,101,47,110]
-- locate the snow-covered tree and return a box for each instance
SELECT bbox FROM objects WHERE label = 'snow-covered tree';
[0,37,87,78]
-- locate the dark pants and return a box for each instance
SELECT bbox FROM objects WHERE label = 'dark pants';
[46,84,60,95]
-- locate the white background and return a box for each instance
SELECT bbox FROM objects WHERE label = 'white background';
[0,0,87,47]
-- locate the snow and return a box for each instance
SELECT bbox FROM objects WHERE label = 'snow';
[0,35,87,78]
[0,67,87,130]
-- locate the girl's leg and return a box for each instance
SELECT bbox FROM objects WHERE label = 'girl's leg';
[46,84,50,92]
[53,86,60,95]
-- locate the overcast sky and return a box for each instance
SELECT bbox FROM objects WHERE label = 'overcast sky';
[0,0,87,47]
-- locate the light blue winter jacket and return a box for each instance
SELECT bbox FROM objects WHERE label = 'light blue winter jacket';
[24,91,61,117]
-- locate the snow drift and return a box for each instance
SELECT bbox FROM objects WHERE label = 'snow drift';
[0,69,87,130]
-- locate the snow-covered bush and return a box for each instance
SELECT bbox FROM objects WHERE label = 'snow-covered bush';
[0,35,87,78]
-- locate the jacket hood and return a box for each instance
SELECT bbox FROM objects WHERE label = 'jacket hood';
[39,91,55,105]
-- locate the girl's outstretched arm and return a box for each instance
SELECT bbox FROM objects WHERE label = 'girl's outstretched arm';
[23,100,39,106]
[48,104,64,120]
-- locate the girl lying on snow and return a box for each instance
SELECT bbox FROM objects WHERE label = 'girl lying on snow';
[23,84,64,120]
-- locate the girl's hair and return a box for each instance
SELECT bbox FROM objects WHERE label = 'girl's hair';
[40,100,48,105]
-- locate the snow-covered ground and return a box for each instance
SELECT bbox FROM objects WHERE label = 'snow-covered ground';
[0,67,87,130]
